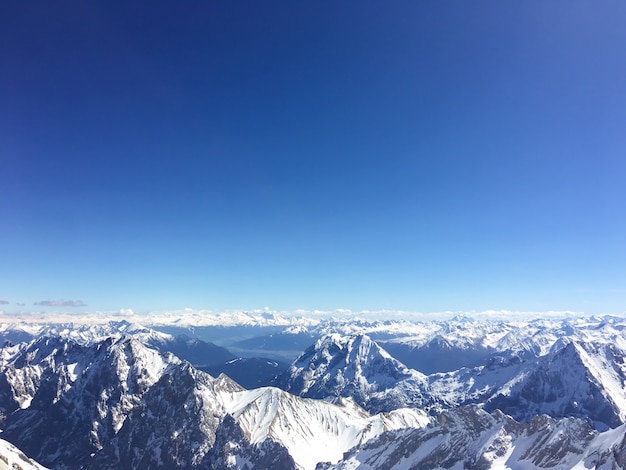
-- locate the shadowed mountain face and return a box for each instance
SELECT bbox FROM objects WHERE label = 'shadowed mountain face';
[484,341,626,429]
[381,336,493,374]
[201,357,289,389]
[0,336,183,468]
[0,336,275,468]
[156,334,237,367]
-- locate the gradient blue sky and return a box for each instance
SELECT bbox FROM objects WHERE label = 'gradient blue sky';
[1,1,625,315]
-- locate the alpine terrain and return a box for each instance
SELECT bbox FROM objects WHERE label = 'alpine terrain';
[1,314,626,468]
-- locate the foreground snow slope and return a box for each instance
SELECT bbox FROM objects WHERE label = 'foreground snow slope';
[0,439,47,470]
[219,385,429,470]
[320,406,626,470]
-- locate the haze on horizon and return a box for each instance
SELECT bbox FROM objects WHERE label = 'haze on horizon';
[2,2,625,316]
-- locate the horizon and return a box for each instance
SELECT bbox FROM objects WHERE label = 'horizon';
[2,2,625,315]
[0,306,621,326]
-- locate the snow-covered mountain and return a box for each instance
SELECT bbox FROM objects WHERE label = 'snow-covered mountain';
[425,337,626,430]
[276,333,428,413]
[0,335,180,468]
[319,406,626,470]
[0,320,237,363]
[0,319,171,347]
[483,340,626,429]
[5,314,626,372]
[2,314,626,468]
[0,334,427,469]
[219,385,428,470]
[155,314,626,371]
[276,331,626,430]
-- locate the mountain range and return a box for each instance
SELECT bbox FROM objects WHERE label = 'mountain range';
[1,315,626,468]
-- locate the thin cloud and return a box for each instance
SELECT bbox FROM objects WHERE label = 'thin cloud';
[0,300,9,305]
[33,299,87,307]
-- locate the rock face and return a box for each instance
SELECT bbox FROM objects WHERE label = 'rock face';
[319,406,626,470]
[206,415,297,470]
[276,334,428,413]
[484,341,626,429]
[87,363,225,469]
[0,336,180,468]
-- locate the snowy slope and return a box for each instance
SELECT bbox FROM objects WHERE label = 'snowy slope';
[219,386,429,470]
[483,340,626,429]
[0,439,47,470]
[320,406,626,470]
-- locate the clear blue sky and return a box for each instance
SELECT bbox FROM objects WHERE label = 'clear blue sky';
[1,1,625,315]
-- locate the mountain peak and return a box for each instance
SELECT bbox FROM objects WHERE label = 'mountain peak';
[276,333,426,413]
[482,339,626,429]
[215,373,246,393]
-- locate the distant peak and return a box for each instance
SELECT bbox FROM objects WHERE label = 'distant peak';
[215,373,245,393]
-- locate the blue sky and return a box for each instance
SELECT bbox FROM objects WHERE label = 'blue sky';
[1,1,625,315]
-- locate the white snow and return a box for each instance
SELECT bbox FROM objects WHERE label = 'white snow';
[217,386,429,470]
[0,438,47,470]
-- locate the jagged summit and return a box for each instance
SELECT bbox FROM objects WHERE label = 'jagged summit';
[484,340,626,429]
[276,333,427,413]
[320,405,626,470]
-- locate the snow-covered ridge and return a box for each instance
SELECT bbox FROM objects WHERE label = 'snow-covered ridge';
[5,314,626,358]
[218,386,429,470]
[0,319,172,347]
[322,406,626,470]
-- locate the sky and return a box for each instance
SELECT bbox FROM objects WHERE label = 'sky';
[1,1,625,316]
